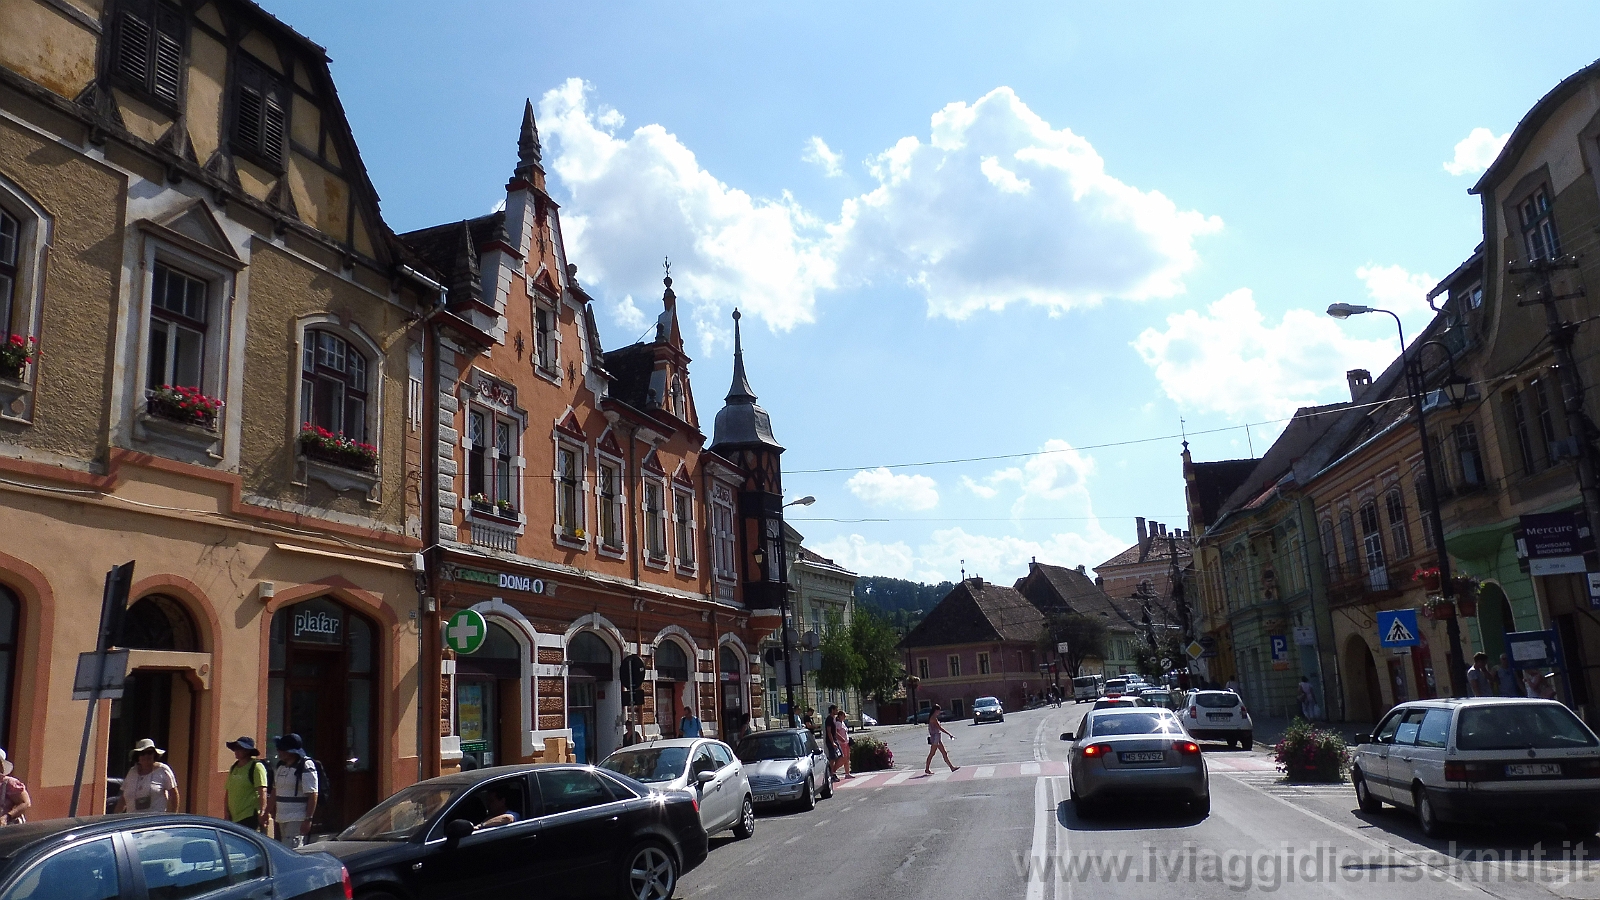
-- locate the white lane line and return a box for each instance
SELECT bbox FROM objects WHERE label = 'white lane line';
[1025,776,1049,900]
[783,834,804,845]
[811,818,831,828]
[1021,762,1041,775]
[926,771,953,783]
[885,771,915,786]
[976,766,996,778]
[1222,774,1475,893]
[1032,715,1049,761]
[743,855,764,867]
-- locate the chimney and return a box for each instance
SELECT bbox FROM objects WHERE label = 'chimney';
[1158,523,1168,538]
[971,575,983,587]
[1136,517,1148,544]
[1346,369,1372,402]
[1075,564,1086,575]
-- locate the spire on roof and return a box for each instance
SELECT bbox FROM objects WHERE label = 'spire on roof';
[446,220,481,307]
[656,258,682,347]
[726,309,756,402]
[517,99,542,171]
[709,308,781,451]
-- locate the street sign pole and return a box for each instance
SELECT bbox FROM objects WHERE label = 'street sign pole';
[71,561,134,817]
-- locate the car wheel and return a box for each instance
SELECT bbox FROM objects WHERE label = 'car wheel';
[1191,794,1210,818]
[1353,770,1382,813]
[800,779,817,811]
[620,842,678,900]
[819,772,833,800]
[1073,794,1097,818]
[733,796,756,839]
[1414,785,1446,838]
[1241,734,1254,751]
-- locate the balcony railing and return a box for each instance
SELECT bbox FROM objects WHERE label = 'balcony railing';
[470,519,518,553]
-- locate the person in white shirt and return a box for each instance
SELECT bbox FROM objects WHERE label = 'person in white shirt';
[268,733,318,848]
[115,739,179,814]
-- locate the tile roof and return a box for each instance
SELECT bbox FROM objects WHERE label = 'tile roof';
[1013,563,1139,633]
[1185,458,1259,529]
[900,579,1044,648]
[1096,535,1192,570]
[602,343,658,411]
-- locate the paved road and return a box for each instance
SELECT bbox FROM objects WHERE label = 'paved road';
[677,703,1600,900]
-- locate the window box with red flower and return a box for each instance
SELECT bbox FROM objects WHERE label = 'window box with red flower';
[0,335,36,383]
[147,384,222,430]
[1412,566,1441,592]
[297,424,378,472]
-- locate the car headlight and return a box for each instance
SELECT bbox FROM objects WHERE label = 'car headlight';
[786,764,803,782]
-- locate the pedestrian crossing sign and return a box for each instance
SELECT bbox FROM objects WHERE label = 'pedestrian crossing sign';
[1377,609,1421,648]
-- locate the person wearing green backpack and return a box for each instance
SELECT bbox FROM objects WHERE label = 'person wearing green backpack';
[224,737,270,833]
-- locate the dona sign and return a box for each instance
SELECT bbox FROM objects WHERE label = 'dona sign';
[442,563,551,596]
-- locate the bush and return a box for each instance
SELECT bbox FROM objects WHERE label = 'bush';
[1273,717,1349,782]
[850,736,893,772]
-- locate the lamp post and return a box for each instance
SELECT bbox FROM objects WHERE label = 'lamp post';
[1328,302,1472,697]
[765,495,817,727]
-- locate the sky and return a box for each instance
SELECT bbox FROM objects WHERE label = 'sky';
[263,1,1600,585]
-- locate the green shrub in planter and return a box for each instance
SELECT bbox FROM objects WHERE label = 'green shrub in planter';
[850,736,893,772]
[1273,717,1349,782]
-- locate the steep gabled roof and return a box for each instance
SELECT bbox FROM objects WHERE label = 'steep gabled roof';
[1473,58,1600,196]
[900,579,1043,648]
[1097,535,1192,570]
[1186,458,1259,529]
[602,343,658,411]
[399,213,507,284]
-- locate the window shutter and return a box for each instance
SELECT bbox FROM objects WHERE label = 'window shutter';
[152,4,183,105]
[115,7,153,87]
[235,63,263,154]
[262,88,286,164]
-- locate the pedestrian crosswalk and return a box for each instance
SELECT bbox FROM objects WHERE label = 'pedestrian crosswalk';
[831,753,1283,791]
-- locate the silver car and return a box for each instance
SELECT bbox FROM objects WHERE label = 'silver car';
[599,737,756,839]
[734,728,830,810]
[972,696,1004,724]
[1062,707,1210,817]
[1181,690,1254,749]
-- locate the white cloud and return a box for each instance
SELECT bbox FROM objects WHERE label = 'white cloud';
[607,293,648,332]
[815,527,1127,584]
[845,467,940,511]
[802,136,844,177]
[538,79,837,338]
[811,534,918,580]
[1133,288,1400,420]
[539,81,1220,335]
[1356,263,1434,318]
[834,87,1222,319]
[1445,127,1510,177]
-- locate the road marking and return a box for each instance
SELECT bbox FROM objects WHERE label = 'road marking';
[783,834,804,844]
[743,855,764,867]
[1025,777,1051,900]
[1020,762,1040,775]
[885,771,915,785]
[927,771,953,782]
[976,766,995,778]
[811,818,830,827]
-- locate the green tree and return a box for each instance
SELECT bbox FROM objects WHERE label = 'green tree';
[1133,629,1188,681]
[815,610,862,692]
[850,609,906,703]
[1039,611,1109,678]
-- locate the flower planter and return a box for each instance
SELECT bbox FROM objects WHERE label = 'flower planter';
[1456,597,1478,617]
[147,398,217,431]
[0,363,22,383]
[300,441,375,472]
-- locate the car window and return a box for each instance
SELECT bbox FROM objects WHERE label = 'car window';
[1415,709,1452,749]
[445,776,532,832]
[710,744,736,768]
[1,837,119,900]
[600,746,689,783]
[595,770,641,800]
[130,826,230,900]
[737,733,805,762]
[220,831,266,884]
[342,783,459,841]
[1457,703,1600,750]
[537,769,616,816]
[691,746,719,777]
[1195,693,1240,709]
[1373,709,1406,744]
[805,734,821,755]
[1091,713,1172,736]
[1393,709,1428,745]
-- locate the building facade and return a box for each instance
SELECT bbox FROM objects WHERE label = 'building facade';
[900,577,1045,716]
[0,0,432,825]
[774,528,860,723]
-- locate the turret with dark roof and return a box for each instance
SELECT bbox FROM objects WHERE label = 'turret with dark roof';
[710,310,781,452]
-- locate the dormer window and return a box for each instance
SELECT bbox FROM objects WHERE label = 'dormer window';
[112,0,185,111]
[232,55,288,171]
[1520,187,1560,261]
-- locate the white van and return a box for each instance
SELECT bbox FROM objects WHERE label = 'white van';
[1071,675,1104,703]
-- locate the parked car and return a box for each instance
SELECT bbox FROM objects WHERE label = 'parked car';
[972,696,1005,724]
[1062,707,1209,817]
[1350,698,1600,838]
[1103,677,1131,696]
[1072,675,1104,702]
[319,763,707,900]
[600,738,755,840]
[1181,690,1254,749]
[1092,696,1140,711]
[0,813,347,900]
[906,707,936,725]
[1138,687,1176,709]
[734,728,830,810]
[859,713,878,727]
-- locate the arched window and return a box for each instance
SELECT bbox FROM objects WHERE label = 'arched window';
[655,641,689,681]
[0,587,19,749]
[120,594,199,652]
[1319,519,1339,580]
[567,631,613,680]
[301,329,368,441]
[0,210,17,338]
[1384,489,1411,560]
[1358,500,1388,589]
[1338,510,1359,579]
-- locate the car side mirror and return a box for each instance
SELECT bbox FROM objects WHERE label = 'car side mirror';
[1356,732,1374,745]
[444,818,474,842]
[1060,732,1071,741]
[695,770,716,785]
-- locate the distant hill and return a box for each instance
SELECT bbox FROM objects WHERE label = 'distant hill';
[854,576,954,634]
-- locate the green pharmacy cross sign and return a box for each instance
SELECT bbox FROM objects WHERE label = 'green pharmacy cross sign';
[446,609,488,655]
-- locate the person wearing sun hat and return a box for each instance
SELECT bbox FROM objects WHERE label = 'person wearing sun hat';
[0,750,30,825]
[269,733,318,848]
[224,736,270,832]
[115,738,179,814]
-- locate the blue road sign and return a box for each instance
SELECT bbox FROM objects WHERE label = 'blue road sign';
[1377,609,1421,648]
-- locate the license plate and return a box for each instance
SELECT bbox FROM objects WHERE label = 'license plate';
[753,793,776,803]
[1207,713,1231,720]
[1505,763,1562,777]
[1120,751,1164,763]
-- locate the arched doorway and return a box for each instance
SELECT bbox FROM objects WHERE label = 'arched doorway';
[1343,634,1383,722]
[455,621,521,769]
[653,640,690,738]
[0,586,19,754]
[267,597,379,831]
[111,595,200,812]
[719,645,745,724]
[566,632,614,764]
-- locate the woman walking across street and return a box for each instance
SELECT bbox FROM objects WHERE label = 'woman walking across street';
[115,739,179,813]
[923,704,959,775]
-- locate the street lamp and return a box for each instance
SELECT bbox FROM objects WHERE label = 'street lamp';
[783,495,816,508]
[1327,303,1470,697]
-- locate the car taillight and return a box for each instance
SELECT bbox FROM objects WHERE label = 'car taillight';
[1176,741,1201,755]
[690,793,700,813]
[1568,758,1600,777]
[1187,706,1197,718]
[341,866,353,900]
[1443,762,1491,782]
[1083,743,1111,758]
[1240,706,1249,717]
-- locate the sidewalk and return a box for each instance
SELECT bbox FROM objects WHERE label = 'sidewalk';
[1245,716,1375,751]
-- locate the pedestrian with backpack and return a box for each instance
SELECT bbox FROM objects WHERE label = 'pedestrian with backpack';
[269,734,318,848]
[224,737,270,833]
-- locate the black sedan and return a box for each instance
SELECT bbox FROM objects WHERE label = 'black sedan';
[0,812,347,900]
[314,763,707,900]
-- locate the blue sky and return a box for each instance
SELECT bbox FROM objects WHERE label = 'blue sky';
[265,1,1600,583]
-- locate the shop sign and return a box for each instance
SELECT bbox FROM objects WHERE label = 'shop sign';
[292,607,342,645]
[446,609,488,655]
[441,563,551,595]
[1518,512,1592,576]
[1293,626,1316,646]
